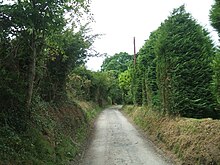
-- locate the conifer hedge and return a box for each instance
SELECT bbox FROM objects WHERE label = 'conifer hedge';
[132,6,220,118]
[156,6,217,118]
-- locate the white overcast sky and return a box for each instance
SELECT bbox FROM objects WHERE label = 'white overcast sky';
[86,0,219,71]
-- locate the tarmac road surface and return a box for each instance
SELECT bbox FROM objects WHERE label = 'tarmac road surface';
[80,106,172,165]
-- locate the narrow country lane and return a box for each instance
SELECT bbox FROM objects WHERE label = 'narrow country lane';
[80,106,173,165]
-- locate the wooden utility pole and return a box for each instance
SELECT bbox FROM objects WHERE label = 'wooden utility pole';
[133,37,136,65]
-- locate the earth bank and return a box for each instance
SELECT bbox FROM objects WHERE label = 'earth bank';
[0,101,102,165]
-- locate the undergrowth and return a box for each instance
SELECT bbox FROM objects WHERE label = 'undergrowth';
[0,99,102,164]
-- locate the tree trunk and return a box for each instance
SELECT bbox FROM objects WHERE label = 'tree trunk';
[26,0,37,110]
[26,31,36,110]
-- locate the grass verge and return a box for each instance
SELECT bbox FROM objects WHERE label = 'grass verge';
[122,105,220,165]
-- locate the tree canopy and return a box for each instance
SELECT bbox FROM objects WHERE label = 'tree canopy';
[101,52,133,77]
[0,0,96,131]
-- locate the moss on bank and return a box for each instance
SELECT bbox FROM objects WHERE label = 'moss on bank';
[122,105,220,165]
[0,101,102,165]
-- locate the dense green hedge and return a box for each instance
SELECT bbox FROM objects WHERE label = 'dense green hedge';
[129,6,220,118]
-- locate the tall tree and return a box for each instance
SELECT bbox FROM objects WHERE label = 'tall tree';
[101,52,133,104]
[101,52,133,77]
[39,26,97,102]
[1,0,90,105]
[210,0,220,110]
[210,0,220,37]
[135,30,159,107]
[0,0,90,130]
[156,6,217,118]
